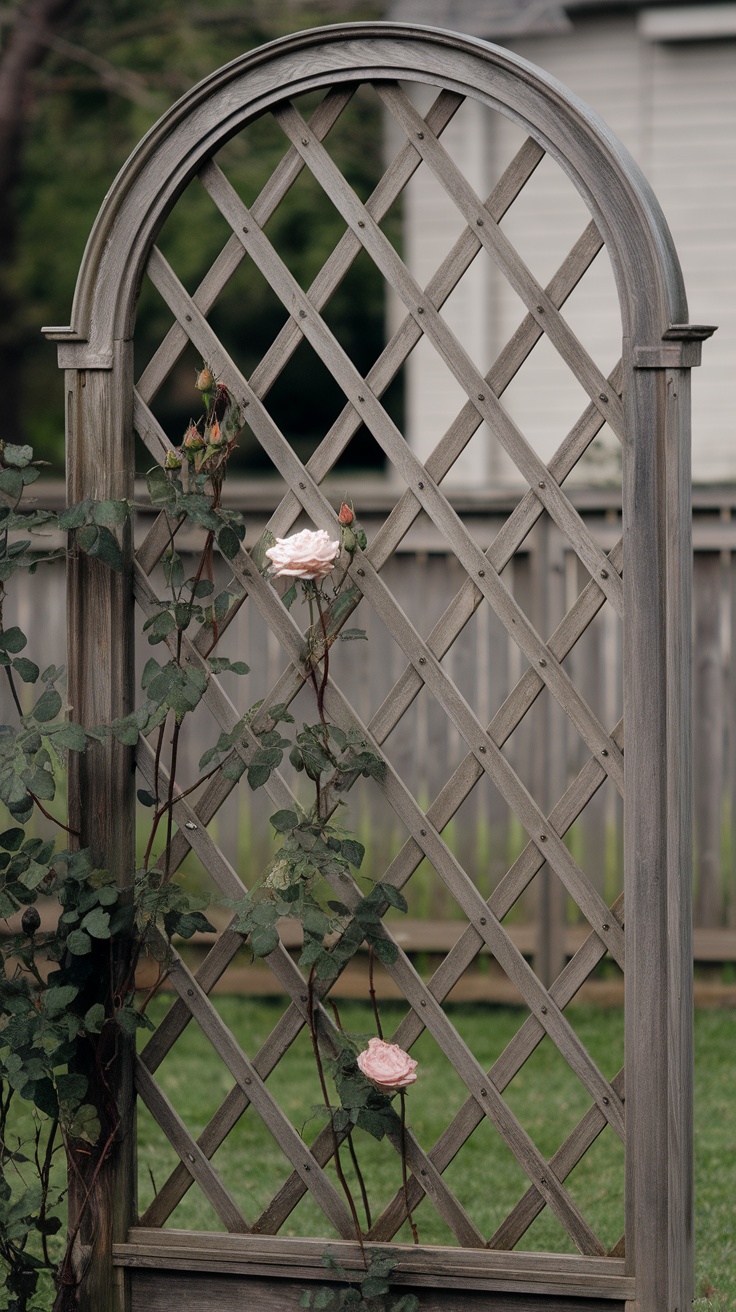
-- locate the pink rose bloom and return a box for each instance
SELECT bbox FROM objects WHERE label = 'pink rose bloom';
[357,1038,418,1092]
[265,528,340,581]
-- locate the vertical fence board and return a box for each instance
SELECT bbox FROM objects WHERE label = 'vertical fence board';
[693,552,724,927]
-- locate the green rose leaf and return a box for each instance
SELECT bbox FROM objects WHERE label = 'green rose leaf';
[81,907,111,939]
[340,839,364,869]
[216,523,242,560]
[370,936,398,967]
[0,826,25,851]
[0,468,23,498]
[52,721,89,751]
[32,687,62,723]
[250,925,280,957]
[43,984,79,1016]
[12,656,39,683]
[378,882,409,914]
[65,1102,101,1144]
[270,809,298,833]
[0,626,27,653]
[92,499,129,527]
[84,1003,106,1033]
[3,443,34,468]
[66,928,92,956]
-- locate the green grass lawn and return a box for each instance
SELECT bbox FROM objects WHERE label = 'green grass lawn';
[3,1000,733,1308]
[134,999,735,1307]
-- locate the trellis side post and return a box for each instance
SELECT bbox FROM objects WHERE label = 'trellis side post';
[625,327,712,1312]
[62,342,136,1312]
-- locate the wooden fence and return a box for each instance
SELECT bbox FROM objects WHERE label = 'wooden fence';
[5,480,736,940]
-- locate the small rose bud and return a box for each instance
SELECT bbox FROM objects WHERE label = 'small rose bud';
[22,906,41,938]
[182,423,205,452]
[206,420,225,448]
[195,366,215,393]
[338,502,354,526]
[164,449,182,470]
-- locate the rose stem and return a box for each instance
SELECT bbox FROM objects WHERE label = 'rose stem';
[329,1000,372,1232]
[400,1089,420,1245]
[313,587,330,731]
[307,965,366,1262]
[368,946,383,1040]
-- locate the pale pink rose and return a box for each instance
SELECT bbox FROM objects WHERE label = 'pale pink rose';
[265,528,340,581]
[357,1038,418,1092]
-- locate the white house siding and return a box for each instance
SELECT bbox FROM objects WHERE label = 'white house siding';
[399,10,735,485]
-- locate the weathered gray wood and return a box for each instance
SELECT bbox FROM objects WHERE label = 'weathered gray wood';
[662,365,695,1312]
[693,551,724,926]
[12,498,736,932]
[488,1066,625,1252]
[730,545,736,931]
[65,344,136,1312]
[128,1270,626,1312]
[622,358,695,1310]
[193,131,544,559]
[179,179,625,784]
[117,1228,633,1296]
[135,227,630,1248]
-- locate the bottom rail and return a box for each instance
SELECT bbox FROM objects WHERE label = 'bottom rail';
[115,1230,634,1309]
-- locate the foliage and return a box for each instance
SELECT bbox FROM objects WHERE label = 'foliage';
[0,436,226,1309]
[0,364,414,1307]
[300,1250,418,1310]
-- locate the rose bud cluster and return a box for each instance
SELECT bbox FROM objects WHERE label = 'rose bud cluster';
[357,1038,418,1092]
[265,528,340,581]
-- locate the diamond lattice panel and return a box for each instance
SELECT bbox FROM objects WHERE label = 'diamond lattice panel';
[128,77,627,1259]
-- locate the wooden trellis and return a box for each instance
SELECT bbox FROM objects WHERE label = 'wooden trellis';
[47,22,714,1312]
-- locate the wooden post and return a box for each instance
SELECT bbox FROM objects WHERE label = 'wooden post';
[624,349,697,1312]
[64,342,136,1312]
[693,551,724,927]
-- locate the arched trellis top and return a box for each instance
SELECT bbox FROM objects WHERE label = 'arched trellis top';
[45,21,702,368]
